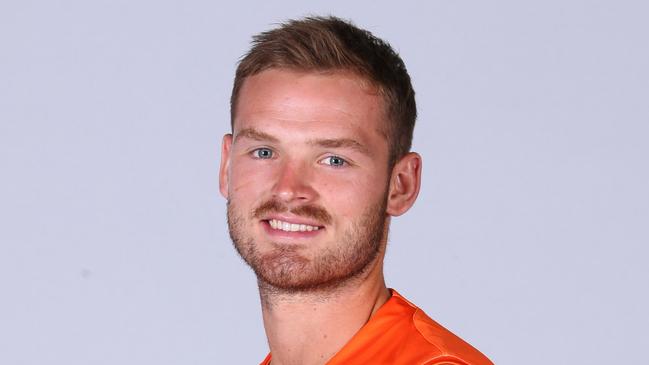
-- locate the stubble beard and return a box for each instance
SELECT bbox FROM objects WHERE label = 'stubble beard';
[226,195,388,294]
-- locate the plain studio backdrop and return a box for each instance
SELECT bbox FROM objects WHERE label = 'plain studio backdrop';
[1,1,647,364]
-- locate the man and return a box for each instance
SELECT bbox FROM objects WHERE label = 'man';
[219,16,493,365]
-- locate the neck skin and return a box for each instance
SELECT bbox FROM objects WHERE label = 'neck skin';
[259,252,391,365]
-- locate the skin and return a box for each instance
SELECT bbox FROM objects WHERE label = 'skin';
[219,69,422,365]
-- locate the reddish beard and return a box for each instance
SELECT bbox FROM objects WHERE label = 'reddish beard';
[252,199,333,225]
[227,196,388,293]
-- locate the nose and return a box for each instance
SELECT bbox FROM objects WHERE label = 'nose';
[271,160,318,204]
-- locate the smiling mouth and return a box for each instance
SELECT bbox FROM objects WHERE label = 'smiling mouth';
[267,219,323,232]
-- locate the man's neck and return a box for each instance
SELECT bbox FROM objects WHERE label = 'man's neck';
[259,259,390,365]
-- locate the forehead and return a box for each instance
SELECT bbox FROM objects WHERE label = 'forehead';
[233,69,387,138]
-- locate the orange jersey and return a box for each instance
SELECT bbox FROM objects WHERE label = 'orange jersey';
[259,289,492,365]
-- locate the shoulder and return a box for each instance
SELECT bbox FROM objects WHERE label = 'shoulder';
[391,291,494,365]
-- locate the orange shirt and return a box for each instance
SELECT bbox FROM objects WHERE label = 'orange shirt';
[259,289,493,365]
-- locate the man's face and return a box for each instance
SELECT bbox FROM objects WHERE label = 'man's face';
[220,69,393,292]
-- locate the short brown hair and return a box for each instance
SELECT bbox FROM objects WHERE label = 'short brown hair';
[231,16,417,166]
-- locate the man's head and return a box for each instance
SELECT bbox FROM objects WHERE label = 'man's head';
[220,17,421,293]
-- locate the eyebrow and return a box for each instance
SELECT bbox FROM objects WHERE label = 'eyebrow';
[234,128,279,143]
[234,127,370,156]
[308,138,370,156]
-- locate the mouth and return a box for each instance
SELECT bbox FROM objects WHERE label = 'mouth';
[267,219,322,232]
[260,217,326,238]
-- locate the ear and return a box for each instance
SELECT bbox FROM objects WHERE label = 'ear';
[219,134,233,199]
[386,152,422,216]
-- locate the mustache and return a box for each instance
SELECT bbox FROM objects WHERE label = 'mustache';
[252,199,332,225]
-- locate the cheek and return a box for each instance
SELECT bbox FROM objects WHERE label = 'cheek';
[229,161,273,197]
[316,170,386,219]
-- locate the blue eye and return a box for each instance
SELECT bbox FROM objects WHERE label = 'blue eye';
[320,155,347,167]
[253,148,273,159]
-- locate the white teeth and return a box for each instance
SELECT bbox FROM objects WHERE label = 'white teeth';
[268,219,320,232]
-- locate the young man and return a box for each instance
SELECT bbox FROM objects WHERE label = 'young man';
[219,16,493,365]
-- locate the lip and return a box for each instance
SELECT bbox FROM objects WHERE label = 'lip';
[260,214,326,239]
[261,214,325,228]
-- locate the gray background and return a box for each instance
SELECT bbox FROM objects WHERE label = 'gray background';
[1,1,647,364]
